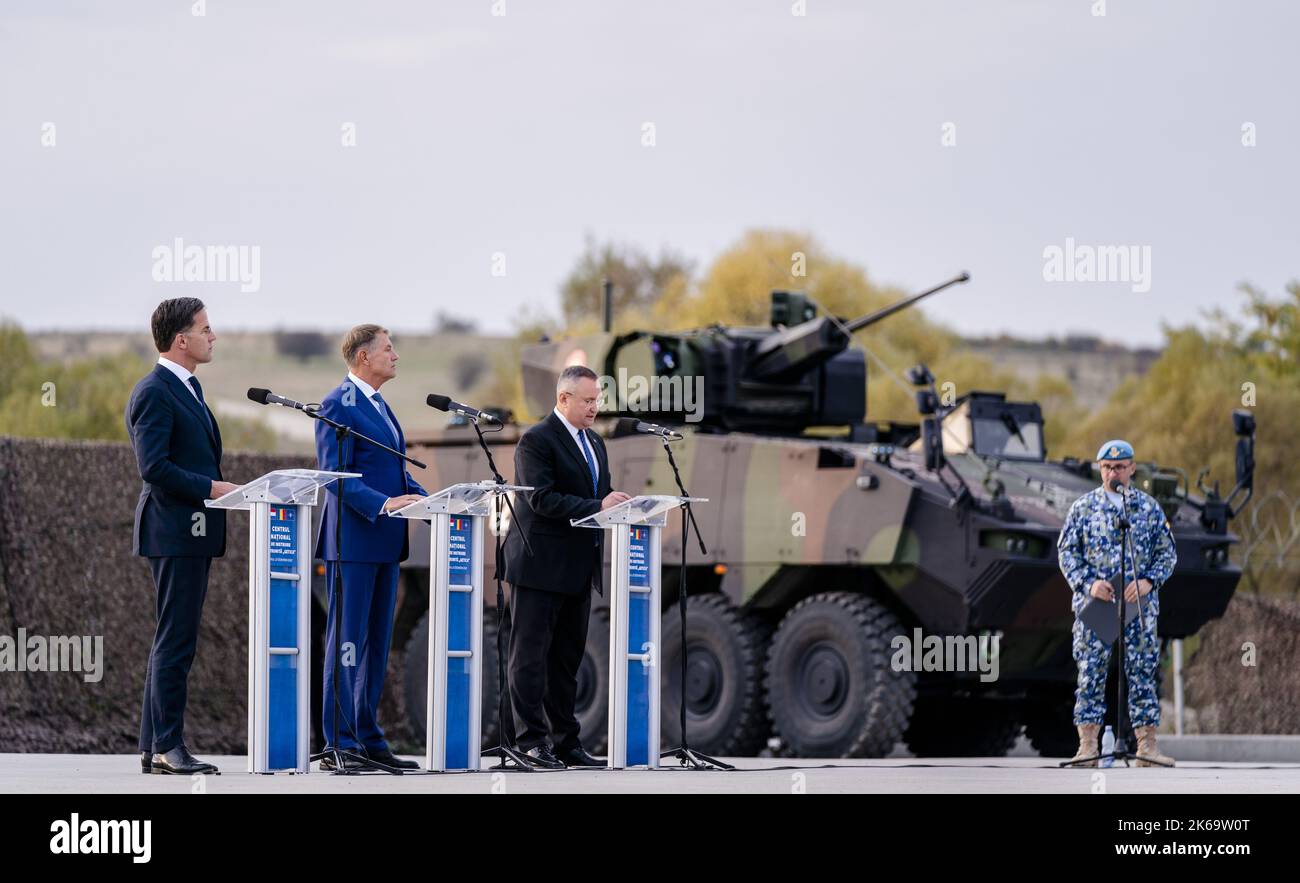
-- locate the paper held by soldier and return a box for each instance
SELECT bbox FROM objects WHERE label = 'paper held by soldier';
[1080,570,1141,644]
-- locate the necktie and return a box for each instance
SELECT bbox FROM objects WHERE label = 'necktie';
[578,428,603,585]
[187,376,213,431]
[370,392,401,445]
[577,429,598,495]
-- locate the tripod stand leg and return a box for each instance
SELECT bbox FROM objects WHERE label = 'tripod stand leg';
[479,520,535,773]
[653,449,734,772]
[661,747,735,770]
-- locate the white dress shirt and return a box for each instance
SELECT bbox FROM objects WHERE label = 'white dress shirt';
[347,371,390,423]
[157,356,201,403]
[553,407,588,447]
[554,408,599,484]
[348,371,404,515]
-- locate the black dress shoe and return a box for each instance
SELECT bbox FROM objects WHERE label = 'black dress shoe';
[557,746,605,768]
[140,751,151,774]
[318,752,367,772]
[366,748,420,770]
[178,743,219,774]
[520,745,564,769]
[152,746,218,775]
[179,744,219,774]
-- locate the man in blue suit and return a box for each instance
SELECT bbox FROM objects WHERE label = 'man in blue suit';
[126,297,240,775]
[314,324,427,770]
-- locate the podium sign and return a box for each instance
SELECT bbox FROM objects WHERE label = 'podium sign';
[390,481,531,771]
[573,495,706,769]
[208,469,359,774]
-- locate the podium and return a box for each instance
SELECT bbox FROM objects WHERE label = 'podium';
[207,468,359,774]
[389,480,531,771]
[572,495,706,769]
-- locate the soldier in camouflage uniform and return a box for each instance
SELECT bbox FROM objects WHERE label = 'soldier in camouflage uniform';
[1057,440,1177,767]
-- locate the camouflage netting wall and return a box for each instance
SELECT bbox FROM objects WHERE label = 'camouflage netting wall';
[0,437,419,754]
[1182,592,1300,734]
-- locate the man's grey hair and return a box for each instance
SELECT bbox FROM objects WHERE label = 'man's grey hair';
[557,364,598,395]
[341,323,389,366]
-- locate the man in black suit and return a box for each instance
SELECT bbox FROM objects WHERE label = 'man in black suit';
[502,365,629,768]
[125,298,239,775]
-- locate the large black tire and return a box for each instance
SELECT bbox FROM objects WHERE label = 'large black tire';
[310,597,326,753]
[574,608,610,754]
[660,594,770,757]
[403,610,502,751]
[765,593,916,758]
[403,613,431,743]
[904,696,1021,757]
[1022,691,1078,758]
[480,613,502,748]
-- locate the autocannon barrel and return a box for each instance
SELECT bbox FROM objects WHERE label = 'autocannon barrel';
[747,272,969,382]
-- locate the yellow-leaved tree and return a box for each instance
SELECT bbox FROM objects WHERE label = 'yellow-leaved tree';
[1058,283,1300,596]
[653,229,1086,447]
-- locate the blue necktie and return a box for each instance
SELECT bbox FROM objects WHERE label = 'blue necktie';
[370,392,401,445]
[577,429,598,495]
[187,376,213,431]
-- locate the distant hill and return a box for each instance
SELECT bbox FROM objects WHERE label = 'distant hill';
[960,334,1160,410]
[30,330,514,453]
[28,329,1158,448]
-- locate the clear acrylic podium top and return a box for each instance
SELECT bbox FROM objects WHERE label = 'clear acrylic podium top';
[387,480,534,520]
[571,494,707,529]
[205,468,362,510]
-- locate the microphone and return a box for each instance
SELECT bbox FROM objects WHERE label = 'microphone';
[617,417,683,440]
[1107,478,1127,494]
[248,387,312,411]
[426,393,499,424]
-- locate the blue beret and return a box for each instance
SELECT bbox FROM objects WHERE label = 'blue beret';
[1096,439,1134,461]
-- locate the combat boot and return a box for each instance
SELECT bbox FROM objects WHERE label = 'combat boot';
[1069,723,1101,767]
[1135,726,1175,767]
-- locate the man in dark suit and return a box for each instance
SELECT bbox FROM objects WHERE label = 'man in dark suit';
[313,324,426,771]
[502,365,630,768]
[126,298,239,775]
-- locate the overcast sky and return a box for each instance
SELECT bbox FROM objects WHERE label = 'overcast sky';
[2,0,1296,347]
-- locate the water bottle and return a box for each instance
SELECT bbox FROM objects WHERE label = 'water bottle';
[1100,726,1115,767]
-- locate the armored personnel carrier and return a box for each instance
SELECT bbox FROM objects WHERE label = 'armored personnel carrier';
[396,275,1255,758]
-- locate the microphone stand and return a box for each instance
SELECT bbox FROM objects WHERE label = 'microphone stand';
[1103,488,1137,767]
[1112,484,1169,766]
[468,417,536,772]
[301,405,425,776]
[657,431,732,771]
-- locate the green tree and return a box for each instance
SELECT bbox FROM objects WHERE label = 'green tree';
[0,322,275,450]
[0,322,36,404]
[532,229,1089,451]
[665,229,1082,443]
[0,323,147,440]
[560,235,694,328]
[1057,283,1300,596]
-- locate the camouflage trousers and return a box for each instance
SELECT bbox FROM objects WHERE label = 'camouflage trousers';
[1071,613,1161,727]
